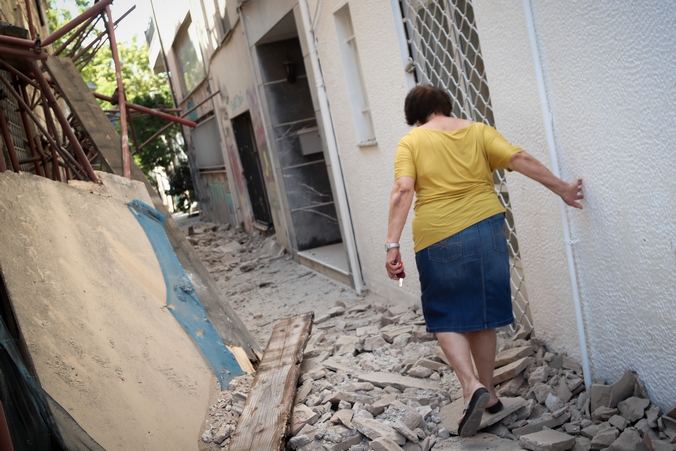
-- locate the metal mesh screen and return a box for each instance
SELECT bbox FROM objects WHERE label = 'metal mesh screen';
[399,0,533,331]
[0,70,33,173]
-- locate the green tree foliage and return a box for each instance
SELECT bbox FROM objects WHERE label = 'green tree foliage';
[46,0,194,210]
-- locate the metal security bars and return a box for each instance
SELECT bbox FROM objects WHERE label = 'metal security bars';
[399,0,533,331]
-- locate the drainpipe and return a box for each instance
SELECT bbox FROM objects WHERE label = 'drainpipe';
[523,0,591,389]
[298,0,364,295]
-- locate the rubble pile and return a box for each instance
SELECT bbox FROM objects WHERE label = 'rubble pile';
[183,221,676,451]
[197,296,676,451]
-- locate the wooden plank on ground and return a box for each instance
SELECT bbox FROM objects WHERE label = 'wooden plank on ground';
[229,313,314,451]
[44,55,262,361]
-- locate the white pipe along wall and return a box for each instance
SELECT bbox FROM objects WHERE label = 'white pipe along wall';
[298,0,364,295]
[522,0,591,389]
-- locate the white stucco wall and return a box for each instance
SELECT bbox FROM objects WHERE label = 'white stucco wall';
[474,0,676,408]
[308,0,419,305]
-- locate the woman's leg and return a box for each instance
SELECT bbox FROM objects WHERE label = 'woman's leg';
[436,331,485,418]
[466,328,499,408]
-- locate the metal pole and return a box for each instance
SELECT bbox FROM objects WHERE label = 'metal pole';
[41,0,114,47]
[27,60,98,181]
[0,59,40,88]
[0,46,47,61]
[71,6,135,62]
[54,15,96,55]
[135,92,218,152]
[93,92,198,127]
[23,0,36,40]
[104,5,130,178]
[18,81,44,176]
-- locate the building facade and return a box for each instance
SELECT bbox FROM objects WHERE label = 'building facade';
[147,0,676,409]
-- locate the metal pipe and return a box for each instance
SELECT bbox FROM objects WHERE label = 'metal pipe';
[104,5,130,179]
[54,15,96,55]
[0,35,36,48]
[27,60,98,181]
[298,0,364,294]
[93,92,198,127]
[41,0,114,47]
[23,0,36,40]
[18,81,44,176]
[522,0,591,389]
[71,6,135,62]
[0,105,21,172]
[0,59,40,89]
[35,135,59,181]
[0,46,47,61]
[136,91,219,152]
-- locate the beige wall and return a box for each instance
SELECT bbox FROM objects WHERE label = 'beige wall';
[473,0,676,409]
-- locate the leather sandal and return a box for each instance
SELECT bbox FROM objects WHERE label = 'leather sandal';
[486,399,504,414]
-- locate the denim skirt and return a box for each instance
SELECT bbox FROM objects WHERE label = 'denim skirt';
[415,213,514,333]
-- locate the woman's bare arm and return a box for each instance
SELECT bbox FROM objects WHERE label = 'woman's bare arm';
[385,176,415,279]
[508,152,584,209]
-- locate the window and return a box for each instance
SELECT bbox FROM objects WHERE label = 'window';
[334,4,376,146]
[174,17,206,94]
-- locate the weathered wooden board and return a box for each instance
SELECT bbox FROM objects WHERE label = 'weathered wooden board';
[44,55,262,360]
[229,313,314,451]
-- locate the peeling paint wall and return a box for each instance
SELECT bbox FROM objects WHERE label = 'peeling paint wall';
[472,0,676,409]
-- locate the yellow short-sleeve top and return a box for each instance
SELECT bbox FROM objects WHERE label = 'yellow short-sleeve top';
[394,122,523,252]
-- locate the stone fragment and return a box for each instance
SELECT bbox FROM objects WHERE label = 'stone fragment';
[608,414,628,431]
[393,420,419,443]
[323,391,376,406]
[392,333,411,348]
[495,346,535,369]
[646,404,661,428]
[532,382,554,404]
[330,409,354,429]
[288,435,312,449]
[512,412,572,437]
[388,400,425,430]
[651,439,676,451]
[352,417,406,445]
[493,357,532,385]
[558,379,573,403]
[606,428,641,451]
[323,432,363,451]
[529,365,551,387]
[416,358,448,372]
[589,384,611,412]
[590,423,619,449]
[340,382,374,392]
[499,374,526,397]
[561,356,583,375]
[296,379,313,404]
[370,437,406,451]
[357,372,441,391]
[356,325,379,337]
[617,397,650,422]
[580,423,603,440]
[290,404,319,435]
[634,419,650,435]
[545,393,565,412]
[363,335,388,352]
[593,406,619,421]
[411,327,435,342]
[239,260,257,272]
[402,444,422,451]
[519,430,576,451]
[328,306,345,317]
[371,393,399,415]
[348,303,370,313]
[608,370,638,408]
[407,366,433,378]
[564,423,581,435]
[381,326,414,343]
[314,313,331,324]
[572,436,592,451]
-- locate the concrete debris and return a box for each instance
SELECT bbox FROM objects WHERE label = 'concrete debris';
[184,221,675,451]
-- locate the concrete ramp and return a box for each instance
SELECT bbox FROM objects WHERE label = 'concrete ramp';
[0,171,217,449]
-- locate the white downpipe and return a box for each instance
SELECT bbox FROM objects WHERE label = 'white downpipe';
[523,0,591,389]
[298,0,364,295]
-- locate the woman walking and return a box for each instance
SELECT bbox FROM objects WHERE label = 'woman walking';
[385,85,583,437]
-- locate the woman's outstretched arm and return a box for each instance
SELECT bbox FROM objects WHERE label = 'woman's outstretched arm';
[508,152,584,209]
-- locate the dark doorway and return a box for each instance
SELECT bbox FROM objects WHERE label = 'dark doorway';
[231,112,273,227]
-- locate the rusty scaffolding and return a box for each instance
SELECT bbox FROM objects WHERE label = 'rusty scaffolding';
[0,0,196,184]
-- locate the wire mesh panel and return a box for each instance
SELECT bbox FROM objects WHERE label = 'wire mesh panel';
[399,0,533,331]
[0,70,33,173]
